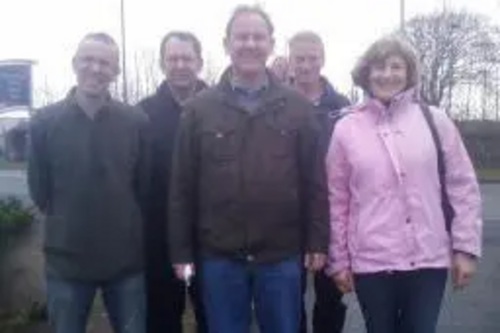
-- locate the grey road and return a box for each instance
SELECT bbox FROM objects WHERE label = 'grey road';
[1,170,499,333]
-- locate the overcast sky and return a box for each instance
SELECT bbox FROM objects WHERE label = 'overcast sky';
[1,0,499,104]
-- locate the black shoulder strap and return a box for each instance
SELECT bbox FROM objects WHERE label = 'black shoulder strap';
[419,102,454,233]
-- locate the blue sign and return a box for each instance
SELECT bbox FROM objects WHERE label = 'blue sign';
[0,63,32,109]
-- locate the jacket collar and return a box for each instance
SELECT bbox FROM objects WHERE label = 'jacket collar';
[317,77,343,108]
[65,87,113,118]
[155,79,207,104]
[216,67,288,111]
[361,88,417,116]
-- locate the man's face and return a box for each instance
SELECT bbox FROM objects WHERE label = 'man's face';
[224,12,274,78]
[72,39,120,97]
[162,37,202,89]
[289,40,324,85]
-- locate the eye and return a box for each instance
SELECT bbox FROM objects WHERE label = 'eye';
[235,33,249,42]
[308,56,319,63]
[296,56,306,64]
[391,62,406,71]
[99,59,110,68]
[372,63,385,71]
[81,56,93,64]
[252,33,265,42]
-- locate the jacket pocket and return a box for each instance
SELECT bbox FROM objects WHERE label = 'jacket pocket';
[201,128,238,163]
[199,127,238,205]
[264,122,298,158]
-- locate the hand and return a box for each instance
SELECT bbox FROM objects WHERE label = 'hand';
[304,253,327,272]
[332,270,353,294]
[173,263,195,282]
[452,252,477,290]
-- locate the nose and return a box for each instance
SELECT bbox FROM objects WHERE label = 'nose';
[89,61,102,73]
[243,36,257,48]
[174,59,187,69]
[381,66,393,78]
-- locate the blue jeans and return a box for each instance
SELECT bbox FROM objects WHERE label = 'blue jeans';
[354,269,447,333]
[200,256,301,333]
[46,273,146,333]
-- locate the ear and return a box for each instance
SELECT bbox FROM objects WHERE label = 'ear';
[72,55,78,74]
[267,37,276,59]
[111,61,121,82]
[114,64,121,78]
[320,52,326,69]
[223,37,230,56]
[196,57,204,74]
[159,58,167,76]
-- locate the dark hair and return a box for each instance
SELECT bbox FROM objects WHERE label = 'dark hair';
[159,31,203,61]
[225,4,274,37]
[80,32,118,47]
[352,35,420,93]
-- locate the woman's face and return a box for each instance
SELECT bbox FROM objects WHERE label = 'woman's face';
[368,55,408,103]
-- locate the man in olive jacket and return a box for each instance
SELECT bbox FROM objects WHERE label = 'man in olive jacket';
[169,5,329,333]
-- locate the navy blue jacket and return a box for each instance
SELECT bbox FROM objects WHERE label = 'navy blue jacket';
[311,77,350,154]
[138,80,207,270]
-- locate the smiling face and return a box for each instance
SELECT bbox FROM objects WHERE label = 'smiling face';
[289,39,324,86]
[224,11,274,79]
[368,54,408,102]
[72,39,120,97]
[161,37,202,89]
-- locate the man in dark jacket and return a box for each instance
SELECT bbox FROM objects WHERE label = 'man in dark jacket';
[289,31,350,333]
[28,33,149,333]
[169,5,329,333]
[138,31,207,333]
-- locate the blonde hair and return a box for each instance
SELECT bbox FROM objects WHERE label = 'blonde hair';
[352,35,420,93]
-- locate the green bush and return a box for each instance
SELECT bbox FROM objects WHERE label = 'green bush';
[0,198,34,232]
[0,301,47,333]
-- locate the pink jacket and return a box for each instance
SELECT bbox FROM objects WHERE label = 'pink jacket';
[326,90,482,274]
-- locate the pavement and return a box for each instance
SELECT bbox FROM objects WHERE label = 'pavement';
[1,170,499,333]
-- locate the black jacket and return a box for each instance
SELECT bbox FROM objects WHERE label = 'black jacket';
[169,69,329,264]
[138,80,207,269]
[28,90,150,281]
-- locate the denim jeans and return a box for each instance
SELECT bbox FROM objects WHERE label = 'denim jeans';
[354,269,447,333]
[200,256,301,333]
[46,272,146,333]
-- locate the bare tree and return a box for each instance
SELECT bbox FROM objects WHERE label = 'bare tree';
[33,75,63,108]
[403,11,500,118]
[202,55,221,86]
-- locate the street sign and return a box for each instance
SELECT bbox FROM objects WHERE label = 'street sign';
[0,60,33,110]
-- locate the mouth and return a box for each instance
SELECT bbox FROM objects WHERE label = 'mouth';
[171,71,192,78]
[238,52,261,59]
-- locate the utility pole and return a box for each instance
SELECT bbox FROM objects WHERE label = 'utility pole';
[120,0,128,103]
[400,0,406,33]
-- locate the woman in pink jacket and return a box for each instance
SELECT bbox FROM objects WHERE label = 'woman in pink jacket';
[326,35,482,333]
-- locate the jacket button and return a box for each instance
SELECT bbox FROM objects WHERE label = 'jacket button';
[406,217,411,224]
[247,255,254,262]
